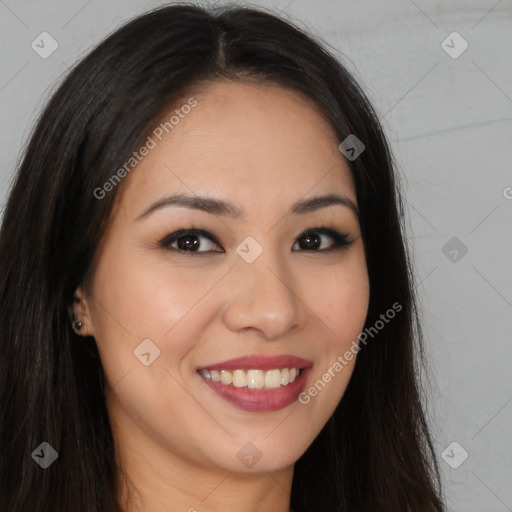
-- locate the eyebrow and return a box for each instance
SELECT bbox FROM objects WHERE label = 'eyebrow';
[134,192,359,222]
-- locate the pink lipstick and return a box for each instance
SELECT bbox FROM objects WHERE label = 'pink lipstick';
[196,354,312,412]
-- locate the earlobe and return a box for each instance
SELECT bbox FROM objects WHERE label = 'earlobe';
[70,286,94,337]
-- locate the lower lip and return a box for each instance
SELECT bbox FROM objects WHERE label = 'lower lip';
[198,367,312,412]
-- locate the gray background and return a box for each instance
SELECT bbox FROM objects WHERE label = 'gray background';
[1,0,511,510]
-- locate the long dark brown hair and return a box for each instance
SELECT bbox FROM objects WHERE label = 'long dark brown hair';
[0,3,444,511]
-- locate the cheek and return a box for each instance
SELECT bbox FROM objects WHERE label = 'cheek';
[92,244,207,334]
[89,247,226,385]
[296,257,369,422]
[88,251,207,437]
[306,258,370,345]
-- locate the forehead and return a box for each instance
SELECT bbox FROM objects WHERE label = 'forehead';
[115,80,356,220]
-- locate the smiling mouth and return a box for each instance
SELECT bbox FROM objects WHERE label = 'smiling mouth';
[195,354,312,412]
[196,365,312,413]
[197,367,303,390]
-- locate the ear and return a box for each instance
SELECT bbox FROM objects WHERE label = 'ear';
[70,286,95,337]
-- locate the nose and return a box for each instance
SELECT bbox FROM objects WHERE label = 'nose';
[220,249,304,341]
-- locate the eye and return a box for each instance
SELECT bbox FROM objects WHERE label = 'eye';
[159,228,224,254]
[159,226,353,254]
[292,227,353,252]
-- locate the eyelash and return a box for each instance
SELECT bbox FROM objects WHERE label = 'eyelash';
[158,225,353,254]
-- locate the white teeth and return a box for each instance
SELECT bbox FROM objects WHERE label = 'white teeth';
[232,369,247,387]
[247,369,265,389]
[199,367,302,389]
[265,369,281,388]
[220,370,232,385]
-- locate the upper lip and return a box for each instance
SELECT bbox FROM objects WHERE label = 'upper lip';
[196,354,313,372]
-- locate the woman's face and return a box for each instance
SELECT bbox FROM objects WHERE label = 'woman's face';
[75,80,369,476]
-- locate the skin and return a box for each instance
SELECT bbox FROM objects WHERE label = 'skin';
[72,80,370,512]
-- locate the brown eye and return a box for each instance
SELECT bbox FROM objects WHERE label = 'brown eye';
[158,227,352,255]
[159,229,224,253]
[293,228,352,252]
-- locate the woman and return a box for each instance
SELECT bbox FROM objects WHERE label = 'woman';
[0,3,445,511]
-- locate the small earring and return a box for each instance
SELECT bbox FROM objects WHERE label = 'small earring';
[74,320,84,332]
